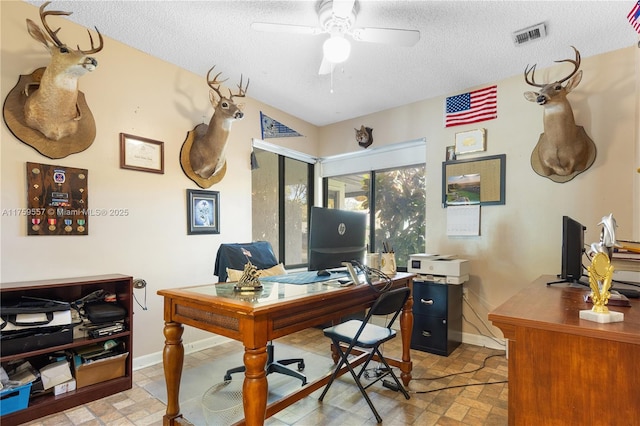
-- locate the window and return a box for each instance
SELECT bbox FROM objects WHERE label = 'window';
[324,165,426,271]
[252,138,425,271]
[252,145,314,269]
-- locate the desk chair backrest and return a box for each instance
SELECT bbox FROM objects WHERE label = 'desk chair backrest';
[365,286,411,329]
[214,241,278,282]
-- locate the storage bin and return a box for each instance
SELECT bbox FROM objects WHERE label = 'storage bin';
[74,352,128,388]
[0,382,32,416]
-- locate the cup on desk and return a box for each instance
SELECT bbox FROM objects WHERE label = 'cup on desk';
[381,253,396,275]
[365,252,381,270]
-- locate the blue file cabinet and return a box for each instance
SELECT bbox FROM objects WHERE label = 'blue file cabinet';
[410,280,462,356]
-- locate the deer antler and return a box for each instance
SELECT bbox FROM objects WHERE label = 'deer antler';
[78,28,104,54]
[524,64,544,88]
[524,46,581,87]
[206,66,249,100]
[39,1,70,47]
[39,1,103,54]
[232,75,250,100]
[206,66,229,99]
[554,46,581,84]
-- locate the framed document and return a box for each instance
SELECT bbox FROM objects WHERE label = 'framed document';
[454,128,486,155]
[120,133,164,174]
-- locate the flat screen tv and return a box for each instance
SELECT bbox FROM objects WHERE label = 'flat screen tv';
[551,215,586,285]
[308,206,367,272]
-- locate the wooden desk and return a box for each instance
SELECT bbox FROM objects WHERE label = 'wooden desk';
[488,275,640,425]
[158,273,414,426]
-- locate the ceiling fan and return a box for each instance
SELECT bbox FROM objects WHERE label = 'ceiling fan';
[251,0,420,75]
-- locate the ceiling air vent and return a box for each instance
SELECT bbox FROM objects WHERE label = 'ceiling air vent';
[512,22,547,46]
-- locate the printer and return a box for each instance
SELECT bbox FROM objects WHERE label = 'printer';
[408,254,469,284]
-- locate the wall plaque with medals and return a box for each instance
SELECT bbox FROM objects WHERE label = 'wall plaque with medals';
[27,162,88,236]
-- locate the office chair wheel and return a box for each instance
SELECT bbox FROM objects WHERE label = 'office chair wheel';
[297,361,305,371]
[223,373,232,381]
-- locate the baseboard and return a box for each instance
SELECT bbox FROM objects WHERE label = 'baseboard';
[461,331,505,350]
[132,334,231,371]
[133,330,505,371]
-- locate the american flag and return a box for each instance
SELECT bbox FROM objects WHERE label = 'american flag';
[445,85,497,128]
[628,1,640,34]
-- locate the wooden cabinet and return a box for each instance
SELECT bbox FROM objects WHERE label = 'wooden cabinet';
[410,280,462,356]
[0,274,133,425]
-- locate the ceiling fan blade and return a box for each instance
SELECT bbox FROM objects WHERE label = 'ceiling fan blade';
[332,0,356,18]
[318,56,333,75]
[351,27,421,46]
[251,22,323,35]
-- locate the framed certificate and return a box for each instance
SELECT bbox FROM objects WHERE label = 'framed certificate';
[120,133,164,174]
[454,128,486,155]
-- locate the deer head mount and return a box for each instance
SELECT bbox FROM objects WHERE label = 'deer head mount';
[523,46,596,183]
[2,1,103,158]
[180,66,249,188]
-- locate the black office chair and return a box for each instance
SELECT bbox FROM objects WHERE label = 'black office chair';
[213,242,307,385]
[319,286,411,423]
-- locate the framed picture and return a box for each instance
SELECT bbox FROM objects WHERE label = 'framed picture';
[442,154,506,207]
[120,133,164,174]
[454,128,486,155]
[445,145,456,161]
[187,189,220,234]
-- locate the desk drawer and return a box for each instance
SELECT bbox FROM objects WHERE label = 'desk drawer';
[412,281,448,316]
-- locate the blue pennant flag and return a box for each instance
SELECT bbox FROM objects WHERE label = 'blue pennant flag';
[260,112,303,139]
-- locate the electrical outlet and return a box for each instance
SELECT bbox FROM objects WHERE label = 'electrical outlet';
[133,279,147,289]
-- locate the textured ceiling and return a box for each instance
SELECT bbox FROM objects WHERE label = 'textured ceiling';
[24,0,638,126]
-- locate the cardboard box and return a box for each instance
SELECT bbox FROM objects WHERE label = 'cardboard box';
[74,352,128,388]
[0,382,32,416]
[54,378,77,395]
[40,360,73,390]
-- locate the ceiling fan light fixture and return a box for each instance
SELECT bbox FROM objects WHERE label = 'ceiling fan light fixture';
[323,35,351,63]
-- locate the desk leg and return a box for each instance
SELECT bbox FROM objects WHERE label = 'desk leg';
[242,345,268,426]
[399,297,414,386]
[163,321,184,426]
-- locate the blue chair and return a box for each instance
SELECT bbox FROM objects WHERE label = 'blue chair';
[214,242,307,385]
[319,286,411,423]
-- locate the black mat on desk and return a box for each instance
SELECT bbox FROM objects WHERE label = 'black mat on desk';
[259,270,349,284]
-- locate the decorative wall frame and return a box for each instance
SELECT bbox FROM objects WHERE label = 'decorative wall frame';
[445,145,456,161]
[120,133,164,174]
[187,189,220,234]
[26,162,89,235]
[442,154,506,207]
[455,128,486,155]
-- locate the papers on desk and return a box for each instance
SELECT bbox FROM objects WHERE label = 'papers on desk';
[446,205,480,236]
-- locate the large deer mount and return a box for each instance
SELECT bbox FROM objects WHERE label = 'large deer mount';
[2,2,103,159]
[524,46,596,183]
[180,66,248,188]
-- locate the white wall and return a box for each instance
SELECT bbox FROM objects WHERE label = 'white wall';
[2,1,638,359]
[319,46,639,338]
[1,1,318,359]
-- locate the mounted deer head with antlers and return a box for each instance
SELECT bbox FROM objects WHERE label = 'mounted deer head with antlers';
[523,46,596,183]
[24,1,103,140]
[180,66,249,188]
[3,1,103,158]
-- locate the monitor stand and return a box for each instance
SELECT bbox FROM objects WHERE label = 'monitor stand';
[547,275,589,287]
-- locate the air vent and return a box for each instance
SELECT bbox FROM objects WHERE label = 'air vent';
[512,22,547,46]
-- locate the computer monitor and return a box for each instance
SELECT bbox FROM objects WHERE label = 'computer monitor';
[308,206,366,271]
[549,215,586,286]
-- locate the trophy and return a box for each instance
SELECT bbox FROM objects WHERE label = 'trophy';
[580,215,624,323]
